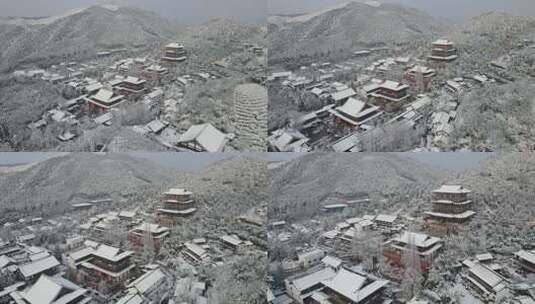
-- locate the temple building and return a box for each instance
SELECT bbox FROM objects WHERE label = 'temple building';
[369,80,410,112]
[428,39,458,62]
[161,43,187,63]
[383,231,443,272]
[329,98,382,131]
[85,89,125,113]
[127,223,170,252]
[8,274,92,304]
[115,76,147,100]
[157,188,197,225]
[424,185,475,223]
[404,65,436,93]
[78,244,135,294]
[144,64,169,82]
[285,267,388,304]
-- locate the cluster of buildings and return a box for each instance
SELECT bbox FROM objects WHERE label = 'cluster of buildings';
[0,184,263,304]
[268,183,535,304]
[268,37,512,151]
[14,39,264,152]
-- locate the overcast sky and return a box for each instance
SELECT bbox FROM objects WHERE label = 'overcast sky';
[0,0,266,24]
[268,0,535,18]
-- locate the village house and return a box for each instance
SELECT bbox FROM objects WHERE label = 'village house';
[85,89,125,113]
[383,231,443,272]
[219,235,253,253]
[127,223,170,252]
[374,214,398,229]
[78,244,135,295]
[424,185,476,223]
[268,129,311,152]
[463,262,509,301]
[329,98,382,131]
[119,268,168,304]
[157,188,197,226]
[297,249,325,269]
[369,80,411,112]
[161,43,187,63]
[177,123,228,152]
[514,250,535,273]
[17,254,60,282]
[428,39,458,62]
[182,242,209,265]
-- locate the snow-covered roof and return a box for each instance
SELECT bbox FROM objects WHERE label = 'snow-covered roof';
[515,250,535,264]
[220,235,242,246]
[116,292,144,304]
[322,256,342,269]
[380,80,409,91]
[331,88,356,101]
[69,247,94,262]
[322,268,388,302]
[291,267,336,292]
[166,43,183,49]
[184,242,207,257]
[468,263,507,292]
[433,39,454,45]
[335,98,366,117]
[19,255,60,278]
[433,185,471,194]
[132,223,169,234]
[165,188,192,196]
[375,214,397,223]
[123,76,146,85]
[178,123,228,152]
[392,231,442,248]
[128,269,166,295]
[93,244,133,262]
[22,275,86,304]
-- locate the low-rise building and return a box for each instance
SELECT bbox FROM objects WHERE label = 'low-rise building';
[9,274,92,304]
[514,250,535,273]
[464,262,509,301]
[177,123,228,152]
[182,242,209,264]
[17,255,60,282]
